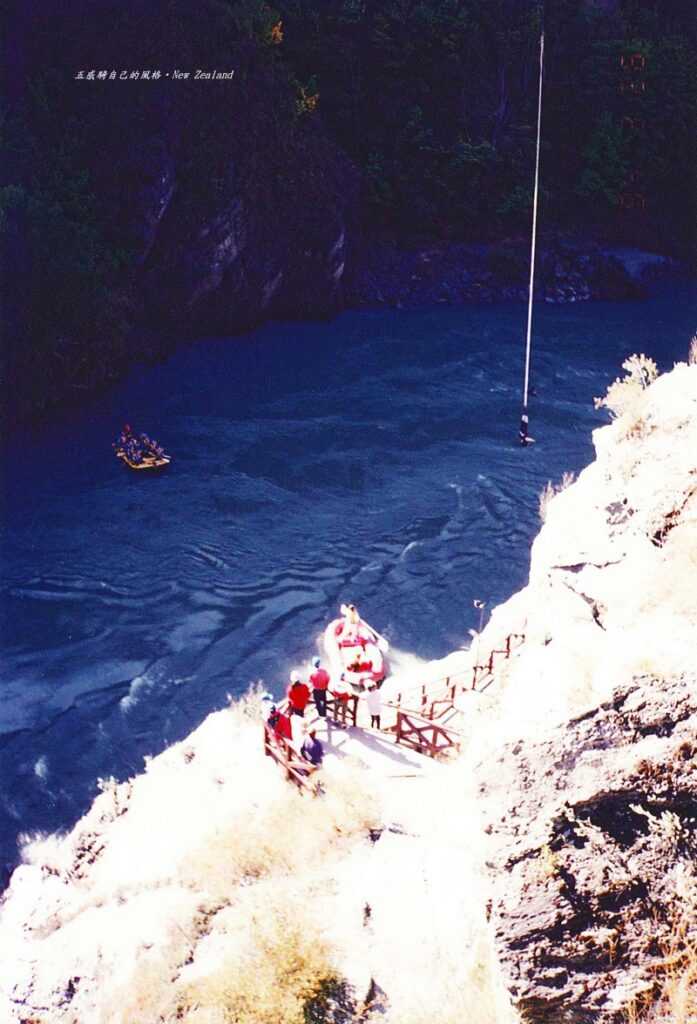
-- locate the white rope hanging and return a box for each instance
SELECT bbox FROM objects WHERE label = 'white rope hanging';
[520,31,544,446]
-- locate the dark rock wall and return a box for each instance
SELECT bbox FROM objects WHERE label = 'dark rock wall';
[1,2,359,423]
[485,674,697,1023]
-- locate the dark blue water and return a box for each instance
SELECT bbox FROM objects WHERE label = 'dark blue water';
[1,283,695,871]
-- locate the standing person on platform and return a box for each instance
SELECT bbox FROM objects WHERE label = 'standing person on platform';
[366,684,382,730]
[287,671,310,717]
[287,671,310,748]
[267,704,292,742]
[301,730,324,767]
[309,656,330,719]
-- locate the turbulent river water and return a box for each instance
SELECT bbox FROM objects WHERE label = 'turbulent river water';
[1,281,695,874]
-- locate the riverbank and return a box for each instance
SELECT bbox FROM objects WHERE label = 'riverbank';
[346,237,677,308]
[4,234,688,430]
[2,353,695,1022]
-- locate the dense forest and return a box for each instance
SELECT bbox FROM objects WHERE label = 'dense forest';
[2,0,696,422]
[282,0,696,244]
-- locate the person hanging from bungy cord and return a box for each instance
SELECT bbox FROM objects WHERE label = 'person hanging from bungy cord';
[286,670,310,747]
[309,656,330,719]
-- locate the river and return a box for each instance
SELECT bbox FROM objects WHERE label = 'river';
[1,281,695,875]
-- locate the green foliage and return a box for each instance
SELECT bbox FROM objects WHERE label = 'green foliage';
[577,112,628,207]
[497,185,534,219]
[5,0,697,421]
[228,0,282,43]
[365,150,395,213]
[1,74,135,420]
[279,0,696,249]
[485,241,528,281]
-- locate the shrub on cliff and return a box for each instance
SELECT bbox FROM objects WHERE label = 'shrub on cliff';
[628,841,697,1024]
[594,352,659,420]
[170,897,353,1024]
[538,471,576,522]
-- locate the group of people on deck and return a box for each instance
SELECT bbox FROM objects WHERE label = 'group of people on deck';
[266,656,331,767]
[265,652,384,769]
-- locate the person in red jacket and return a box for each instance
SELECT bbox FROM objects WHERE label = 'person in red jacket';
[287,671,310,717]
[267,704,292,741]
[309,656,330,718]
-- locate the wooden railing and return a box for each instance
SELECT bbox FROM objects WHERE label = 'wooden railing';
[470,632,525,690]
[262,723,320,794]
[389,706,462,757]
[325,693,359,728]
[394,672,466,718]
[393,632,526,720]
[262,692,358,793]
[263,631,525,779]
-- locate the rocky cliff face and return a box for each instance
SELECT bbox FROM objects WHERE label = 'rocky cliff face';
[132,119,356,338]
[1,359,695,1023]
[2,7,360,422]
[473,359,697,1021]
[96,46,358,340]
[346,240,659,309]
[486,674,696,1023]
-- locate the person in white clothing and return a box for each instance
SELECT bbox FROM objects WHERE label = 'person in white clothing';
[365,684,382,729]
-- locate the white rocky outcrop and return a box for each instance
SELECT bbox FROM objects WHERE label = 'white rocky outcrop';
[476,359,697,738]
[1,359,695,1024]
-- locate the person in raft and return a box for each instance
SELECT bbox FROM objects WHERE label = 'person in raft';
[116,424,133,448]
[287,672,310,717]
[301,730,324,767]
[341,603,361,644]
[366,684,382,730]
[309,656,330,718]
[140,433,165,459]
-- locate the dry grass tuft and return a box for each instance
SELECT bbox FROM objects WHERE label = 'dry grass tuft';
[103,708,379,1024]
[172,899,343,1024]
[594,353,659,421]
[108,761,379,1024]
[113,888,351,1024]
[688,334,697,366]
[533,843,561,881]
[178,768,380,898]
[226,682,273,728]
[538,471,576,522]
[626,883,697,1024]
[627,942,697,1024]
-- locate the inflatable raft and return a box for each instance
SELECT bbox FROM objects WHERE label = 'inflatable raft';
[116,450,171,471]
[323,604,389,691]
